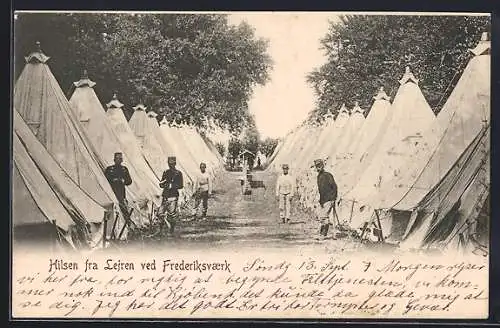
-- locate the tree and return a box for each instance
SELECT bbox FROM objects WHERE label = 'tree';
[307,15,490,120]
[260,137,280,157]
[215,142,226,158]
[13,13,272,133]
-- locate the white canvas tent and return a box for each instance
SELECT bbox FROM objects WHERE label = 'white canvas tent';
[374,34,491,211]
[333,102,366,162]
[334,87,392,192]
[105,95,162,206]
[343,67,436,230]
[13,109,107,250]
[320,104,350,164]
[398,124,490,252]
[158,117,200,181]
[309,108,336,162]
[348,34,491,242]
[68,74,159,215]
[13,45,120,209]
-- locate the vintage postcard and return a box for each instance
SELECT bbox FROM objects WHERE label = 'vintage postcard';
[11,11,490,320]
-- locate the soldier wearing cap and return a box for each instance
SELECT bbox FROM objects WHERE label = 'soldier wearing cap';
[159,156,184,233]
[275,164,297,223]
[104,152,132,212]
[314,159,338,239]
[192,162,213,220]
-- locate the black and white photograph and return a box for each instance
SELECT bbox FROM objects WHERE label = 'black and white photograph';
[10,11,491,320]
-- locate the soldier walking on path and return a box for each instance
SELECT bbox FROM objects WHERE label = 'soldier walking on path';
[314,159,338,240]
[159,156,184,234]
[192,162,213,220]
[275,164,297,223]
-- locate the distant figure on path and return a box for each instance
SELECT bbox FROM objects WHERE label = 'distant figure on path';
[192,162,213,220]
[275,164,297,223]
[159,156,184,233]
[314,159,338,239]
[104,152,132,214]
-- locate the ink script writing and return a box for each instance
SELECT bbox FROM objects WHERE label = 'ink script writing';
[12,255,488,318]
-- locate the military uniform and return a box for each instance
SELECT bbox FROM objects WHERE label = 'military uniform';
[159,157,184,232]
[314,159,338,237]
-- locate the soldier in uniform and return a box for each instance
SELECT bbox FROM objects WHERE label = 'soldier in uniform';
[104,152,132,215]
[314,159,338,239]
[159,156,184,233]
[192,162,213,220]
[275,164,297,223]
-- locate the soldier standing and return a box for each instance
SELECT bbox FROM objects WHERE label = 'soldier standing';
[275,164,297,223]
[192,162,213,220]
[104,152,132,215]
[159,156,184,233]
[314,159,338,239]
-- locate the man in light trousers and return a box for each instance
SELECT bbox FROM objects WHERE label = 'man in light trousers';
[276,164,297,224]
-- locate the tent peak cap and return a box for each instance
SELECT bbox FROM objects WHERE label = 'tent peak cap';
[73,69,96,88]
[470,32,491,56]
[132,103,147,111]
[352,102,364,114]
[106,94,124,109]
[374,87,391,101]
[147,111,158,118]
[339,103,350,115]
[25,41,50,64]
[399,66,419,85]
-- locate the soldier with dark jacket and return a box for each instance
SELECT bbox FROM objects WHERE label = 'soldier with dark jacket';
[314,159,338,239]
[159,156,184,233]
[104,152,132,214]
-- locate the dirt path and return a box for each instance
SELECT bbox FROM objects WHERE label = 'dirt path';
[122,170,368,254]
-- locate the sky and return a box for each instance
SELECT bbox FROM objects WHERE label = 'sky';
[227,13,339,139]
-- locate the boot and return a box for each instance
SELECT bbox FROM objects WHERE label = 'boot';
[169,220,176,234]
[323,223,330,237]
[319,224,326,236]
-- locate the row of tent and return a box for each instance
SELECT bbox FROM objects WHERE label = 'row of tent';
[268,33,490,254]
[12,43,225,252]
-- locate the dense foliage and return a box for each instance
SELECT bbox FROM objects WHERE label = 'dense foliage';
[307,15,490,122]
[14,13,272,132]
[260,137,280,158]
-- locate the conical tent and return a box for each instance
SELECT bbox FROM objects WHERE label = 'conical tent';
[269,127,299,171]
[133,109,194,194]
[299,122,328,170]
[13,109,106,249]
[375,35,491,211]
[293,124,322,171]
[398,124,490,251]
[309,109,336,161]
[177,123,217,178]
[105,95,162,206]
[13,44,118,209]
[321,104,350,165]
[13,134,76,250]
[68,74,157,208]
[280,124,310,174]
[158,117,200,180]
[200,132,225,167]
[185,124,219,173]
[333,102,366,162]
[334,87,392,192]
[266,138,284,168]
[344,67,436,214]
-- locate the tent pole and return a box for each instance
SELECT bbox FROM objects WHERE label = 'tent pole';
[374,210,385,242]
[103,211,108,249]
[349,199,356,224]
